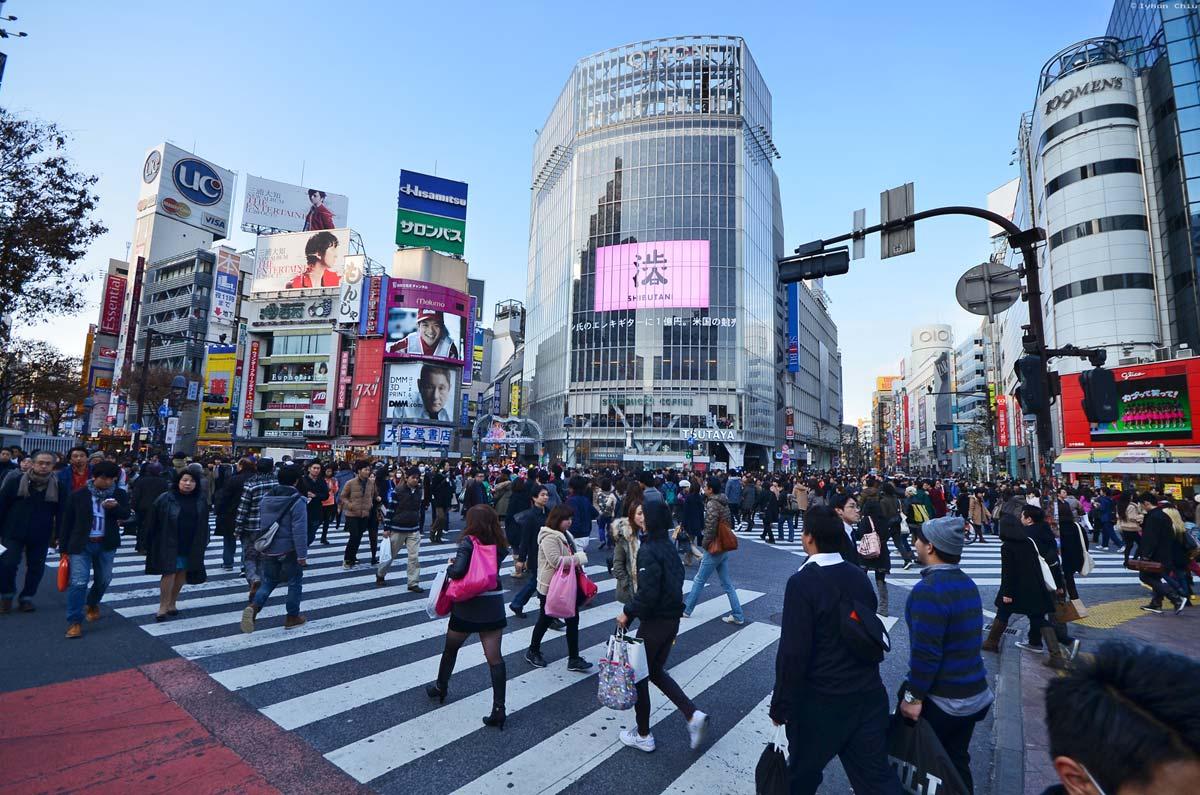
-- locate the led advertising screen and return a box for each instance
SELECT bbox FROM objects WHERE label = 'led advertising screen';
[384,279,468,365]
[385,361,459,424]
[252,228,351,293]
[1061,358,1200,448]
[242,174,350,233]
[594,240,710,312]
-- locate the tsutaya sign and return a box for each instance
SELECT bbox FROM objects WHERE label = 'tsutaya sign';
[1045,77,1124,113]
[679,427,739,442]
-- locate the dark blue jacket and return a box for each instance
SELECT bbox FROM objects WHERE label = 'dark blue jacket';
[567,494,597,539]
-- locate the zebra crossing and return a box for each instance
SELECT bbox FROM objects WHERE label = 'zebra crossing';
[101,526,788,793]
[732,516,1143,588]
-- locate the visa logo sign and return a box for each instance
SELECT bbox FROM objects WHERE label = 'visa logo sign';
[202,212,227,232]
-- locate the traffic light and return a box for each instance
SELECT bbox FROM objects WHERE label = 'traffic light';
[1080,367,1119,423]
[1014,355,1046,415]
[778,247,851,283]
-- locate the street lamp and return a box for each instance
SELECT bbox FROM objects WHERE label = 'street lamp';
[562,416,575,469]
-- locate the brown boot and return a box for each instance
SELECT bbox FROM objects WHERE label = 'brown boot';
[0,598,12,614]
[376,574,386,587]
[65,623,83,639]
[85,605,100,622]
[1041,627,1069,670]
[982,619,1007,654]
[284,614,306,629]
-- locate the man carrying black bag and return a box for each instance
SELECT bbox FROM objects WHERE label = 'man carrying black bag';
[769,506,900,794]
[897,515,993,794]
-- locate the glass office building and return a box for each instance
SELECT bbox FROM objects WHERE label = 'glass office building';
[523,36,837,469]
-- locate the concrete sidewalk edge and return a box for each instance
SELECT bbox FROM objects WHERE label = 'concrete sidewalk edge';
[988,638,1025,795]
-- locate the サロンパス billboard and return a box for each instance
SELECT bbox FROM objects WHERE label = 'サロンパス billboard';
[242,175,350,234]
[395,170,468,256]
[252,229,350,293]
[386,361,458,424]
[384,280,468,365]
[594,240,710,312]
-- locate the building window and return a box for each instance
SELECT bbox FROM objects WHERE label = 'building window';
[1048,214,1148,250]
[1044,158,1142,197]
[1051,271,1155,304]
[1038,104,1138,152]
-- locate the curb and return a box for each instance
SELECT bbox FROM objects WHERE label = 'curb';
[988,637,1025,795]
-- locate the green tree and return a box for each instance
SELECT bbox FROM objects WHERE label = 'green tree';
[0,108,108,322]
[27,354,88,435]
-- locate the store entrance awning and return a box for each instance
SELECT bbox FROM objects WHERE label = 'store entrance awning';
[1056,447,1200,475]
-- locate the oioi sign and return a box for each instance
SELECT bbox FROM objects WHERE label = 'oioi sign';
[396,170,468,256]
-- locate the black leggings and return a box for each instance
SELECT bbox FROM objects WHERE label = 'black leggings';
[529,593,579,658]
[320,504,337,536]
[634,617,696,736]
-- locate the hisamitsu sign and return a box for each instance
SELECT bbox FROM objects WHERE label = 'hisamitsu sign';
[396,170,468,220]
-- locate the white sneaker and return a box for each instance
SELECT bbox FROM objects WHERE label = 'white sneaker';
[1014,640,1045,654]
[620,727,656,753]
[721,615,745,626]
[687,711,708,750]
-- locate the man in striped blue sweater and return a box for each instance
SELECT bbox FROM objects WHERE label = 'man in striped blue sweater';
[902,515,994,794]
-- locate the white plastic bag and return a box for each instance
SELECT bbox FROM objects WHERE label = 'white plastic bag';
[624,633,650,683]
[425,566,448,619]
[378,534,394,567]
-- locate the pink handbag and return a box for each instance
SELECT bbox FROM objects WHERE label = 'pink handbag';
[544,556,578,618]
[445,537,499,603]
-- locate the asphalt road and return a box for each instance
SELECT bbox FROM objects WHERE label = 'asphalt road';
[2,511,1151,794]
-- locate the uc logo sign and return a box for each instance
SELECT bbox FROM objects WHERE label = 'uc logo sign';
[173,158,224,206]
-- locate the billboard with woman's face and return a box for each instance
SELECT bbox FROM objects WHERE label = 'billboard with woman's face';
[384,279,468,365]
[252,228,350,293]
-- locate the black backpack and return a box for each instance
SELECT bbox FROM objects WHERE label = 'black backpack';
[812,564,891,664]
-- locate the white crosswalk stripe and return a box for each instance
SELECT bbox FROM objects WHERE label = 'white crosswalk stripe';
[101,528,781,793]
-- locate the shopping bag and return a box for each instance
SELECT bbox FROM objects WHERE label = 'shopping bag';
[446,537,499,603]
[597,634,637,710]
[378,535,394,567]
[544,557,578,618]
[576,567,599,606]
[886,713,968,795]
[425,566,451,619]
[57,554,70,592]
[1055,598,1089,623]
[754,724,789,795]
[1077,524,1095,576]
[624,632,650,683]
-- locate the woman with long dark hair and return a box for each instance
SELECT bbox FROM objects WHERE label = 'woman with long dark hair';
[427,505,510,729]
[143,466,210,620]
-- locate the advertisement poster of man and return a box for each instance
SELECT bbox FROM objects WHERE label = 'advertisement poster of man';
[387,362,458,423]
[383,280,468,364]
[242,174,349,233]
[252,228,350,292]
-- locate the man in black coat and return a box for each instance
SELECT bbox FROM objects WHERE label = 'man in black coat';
[131,461,169,553]
[0,450,60,612]
[300,461,330,546]
[1137,495,1186,614]
[508,485,550,619]
[61,460,131,638]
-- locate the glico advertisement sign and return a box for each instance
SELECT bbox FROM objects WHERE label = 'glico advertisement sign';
[252,228,350,292]
[138,142,235,240]
[383,279,469,365]
[1061,358,1200,448]
[594,240,710,312]
[242,174,350,234]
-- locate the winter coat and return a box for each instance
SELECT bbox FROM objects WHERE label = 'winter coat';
[1139,507,1179,567]
[506,485,532,521]
[340,476,379,519]
[300,475,329,524]
[611,518,640,603]
[386,483,422,530]
[0,473,59,543]
[131,474,169,523]
[256,485,309,559]
[997,532,1055,616]
[681,491,704,534]
[1118,501,1144,532]
[535,525,587,597]
[930,488,948,518]
[214,471,251,538]
[61,486,131,554]
[968,494,988,525]
[567,493,598,538]
[741,483,759,514]
[446,536,508,625]
[762,489,781,523]
[855,508,891,574]
[621,528,686,621]
[793,483,810,511]
[514,506,548,562]
[1056,499,1085,575]
[724,476,743,505]
[492,479,513,517]
[143,490,210,583]
[702,493,733,547]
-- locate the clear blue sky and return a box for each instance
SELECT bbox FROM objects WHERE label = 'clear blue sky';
[4,0,1113,422]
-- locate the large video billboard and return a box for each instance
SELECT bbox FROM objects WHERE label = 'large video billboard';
[252,228,350,293]
[385,361,459,423]
[242,174,350,233]
[138,142,235,240]
[384,279,468,365]
[594,240,710,312]
[1061,358,1200,448]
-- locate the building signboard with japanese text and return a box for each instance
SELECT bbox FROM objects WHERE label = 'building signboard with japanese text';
[251,228,350,293]
[1060,358,1200,447]
[210,250,240,327]
[200,345,236,440]
[463,296,476,385]
[241,174,349,233]
[395,170,468,257]
[384,279,468,365]
[349,338,385,438]
[359,275,386,336]
[337,255,366,326]
[786,284,800,373]
[383,424,453,447]
[509,382,521,416]
[594,240,709,312]
[243,341,260,426]
[996,393,1009,448]
[385,362,459,425]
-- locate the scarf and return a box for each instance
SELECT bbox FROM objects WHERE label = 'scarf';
[17,470,59,503]
[87,479,116,501]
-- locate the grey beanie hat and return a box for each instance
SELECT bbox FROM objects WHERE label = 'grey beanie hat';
[921,515,965,558]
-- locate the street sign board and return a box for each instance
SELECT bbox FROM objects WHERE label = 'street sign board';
[852,208,866,260]
[880,183,915,259]
[955,261,1022,319]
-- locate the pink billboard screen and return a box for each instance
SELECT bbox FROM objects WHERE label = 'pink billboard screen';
[594,240,709,312]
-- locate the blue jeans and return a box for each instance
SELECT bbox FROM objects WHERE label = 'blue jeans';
[1099,522,1121,549]
[683,551,743,621]
[785,511,802,543]
[254,552,303,616]
[222,534,238,568]
[0,531,51,603]
[596,516,611,547]
[67,542,115,624]
[510,570,538,610]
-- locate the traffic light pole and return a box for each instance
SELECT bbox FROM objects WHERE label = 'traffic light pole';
[793,205,1055,477]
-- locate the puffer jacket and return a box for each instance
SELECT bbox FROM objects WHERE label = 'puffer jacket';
[535,525,588,595]
[612,518,640,603]
[1118,502,1144,533]
[622,530,685,620]
[702,493,733,547]
[257,485,309,559]
[340,476,378,519]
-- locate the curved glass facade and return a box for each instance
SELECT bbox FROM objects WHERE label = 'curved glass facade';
[524,36,786,466]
